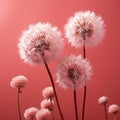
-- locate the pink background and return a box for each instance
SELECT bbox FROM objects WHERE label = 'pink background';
[0,0,120,120]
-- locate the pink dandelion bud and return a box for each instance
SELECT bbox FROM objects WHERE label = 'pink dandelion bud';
[35,109,51,120]
[24,107,38,120]
[40,99,54,111]
[98,96,109,105]
[42,86,54,99]
[18,22,64,65]
[65,10,105,48]
[10,75,28,88]
[108,104,120,114]
[56,55,92,89]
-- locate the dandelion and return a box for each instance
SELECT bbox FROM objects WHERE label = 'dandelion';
[42,87,55,120]
[56,55,92,89]
[108,104,120,120]
[40,99,54,111]
[42,87,54,99]
[18,22,64,120]
[64,10,105,48]
[36,109,51,120]
[10,75,28,88]
[65,11,105,120]
[56,55,92,120]
[18,22,63,65]
[98,96,109,120]
[98,96,109,105]
[10,75,28,120]
[40,99,55,120]
[24,107,38,120]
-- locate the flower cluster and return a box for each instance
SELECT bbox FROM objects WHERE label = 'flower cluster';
[23,86,54,120]
[98,96,120,119]
[10,10,120,120]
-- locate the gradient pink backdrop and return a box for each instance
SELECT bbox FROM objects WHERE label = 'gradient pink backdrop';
[0,0,120,120]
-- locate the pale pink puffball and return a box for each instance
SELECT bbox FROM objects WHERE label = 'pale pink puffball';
[40,99,54,111]
[18,22,64,65]
[108,104,120,114]
[24,107,38,119]
[65,10,105,48]
[98,96,109,105]
[42,87,54,99]
[35,109,51,120]
[56,55,92,89]
[10,75,28,88]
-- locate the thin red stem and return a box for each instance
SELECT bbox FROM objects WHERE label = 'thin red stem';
[17,88,22,120]
[114,114,117,120]
[42,54,64,120]
[73,86,78,120]
[82,84,87,120]
[83,44,86,59]
[50,98,55,120]
[104,104,108,120]
[82,44,87,120]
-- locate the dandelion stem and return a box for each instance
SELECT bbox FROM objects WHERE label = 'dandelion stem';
[114,114,117,120]
[83,44,86,59]
[17,87,22,120]
[73,86,78,120]
[104,104,108,120]
[41,54,64,120]
[30,116,34,120]
[82,84,87,120]
[31,116,34,120]
[82,44,87,120]
[50,98,55,120]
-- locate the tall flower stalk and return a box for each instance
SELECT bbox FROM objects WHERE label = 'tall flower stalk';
[98,96,109,120]
[18,87,22,120]
[10,75,28,120]
[104,104,108,120]
[41,53,64,120]
[73,83,78,120]
[56,55,92,120]
[50,98,55,120]
[64,10,105,120]
[82,44,86,120]
[18,22,64,120]
[114,115,117,120]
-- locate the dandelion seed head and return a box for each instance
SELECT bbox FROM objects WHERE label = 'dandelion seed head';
[65,11,105,47]
[56,55,92,89]
[98,96,109,105]
[35,109,51,120]
[42,86,54,99]
[108,104,120,114]
[24,107,38,120]
[18,22,64,65]
[40,99,54,111]
[10,75,28,88]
